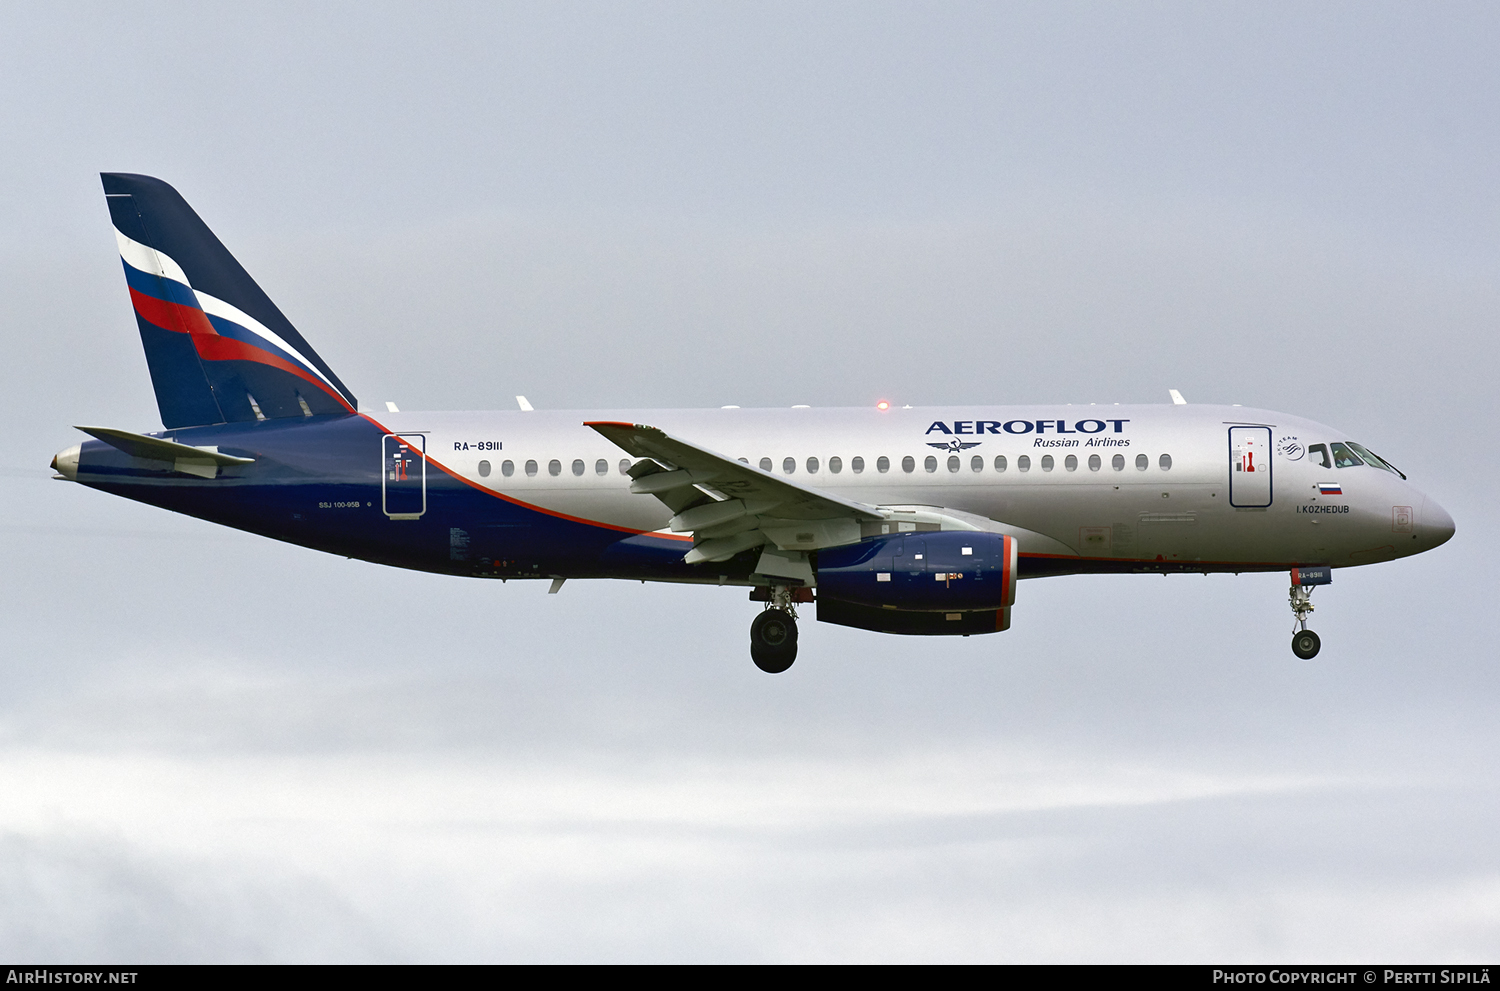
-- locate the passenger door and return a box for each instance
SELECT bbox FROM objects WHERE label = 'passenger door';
[382,433,426,520]
[1228,426,1272,508]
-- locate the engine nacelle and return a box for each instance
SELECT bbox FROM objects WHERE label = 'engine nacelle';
[816,531,1017,613]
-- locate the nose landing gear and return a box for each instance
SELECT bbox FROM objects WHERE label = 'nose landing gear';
[750,585,803,674]
[1288,567,1332,660]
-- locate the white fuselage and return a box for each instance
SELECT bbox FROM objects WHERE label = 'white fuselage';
[378,402,1452,573]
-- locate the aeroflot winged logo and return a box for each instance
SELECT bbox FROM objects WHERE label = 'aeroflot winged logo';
[928,438,981,452]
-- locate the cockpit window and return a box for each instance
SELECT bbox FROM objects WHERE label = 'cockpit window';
[1329,442,1364,468]
[1307,443,1331,469]
[1346,442,1406,478]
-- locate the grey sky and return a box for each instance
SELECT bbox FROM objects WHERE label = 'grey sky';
[1,2,1496,961]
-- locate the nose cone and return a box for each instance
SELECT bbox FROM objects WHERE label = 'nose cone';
[51,443,80,481]
[1421,496,1455,550]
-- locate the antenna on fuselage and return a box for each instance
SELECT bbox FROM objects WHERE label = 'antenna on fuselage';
[1168,389,1187,405]
[516,396,534,412]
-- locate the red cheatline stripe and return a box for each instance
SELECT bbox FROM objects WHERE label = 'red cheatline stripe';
[191,334,355,412]
[129,287,352,410]
[129,286,217,336]
[358,413,693,541]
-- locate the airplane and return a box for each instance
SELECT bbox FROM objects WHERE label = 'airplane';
[51,173,1456,673]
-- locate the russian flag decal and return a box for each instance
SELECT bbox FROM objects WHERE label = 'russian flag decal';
[1317,483,1343,496]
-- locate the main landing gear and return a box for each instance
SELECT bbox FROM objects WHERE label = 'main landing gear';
[750,586,800,674]
[1288,568,1331,660]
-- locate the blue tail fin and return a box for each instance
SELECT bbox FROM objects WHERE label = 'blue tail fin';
[101,173,359,428]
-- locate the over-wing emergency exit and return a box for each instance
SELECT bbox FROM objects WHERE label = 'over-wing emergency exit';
[52,175,1456,672]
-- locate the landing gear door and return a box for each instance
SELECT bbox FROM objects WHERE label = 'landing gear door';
[382,433,426,520]
[1229,426,1272,508]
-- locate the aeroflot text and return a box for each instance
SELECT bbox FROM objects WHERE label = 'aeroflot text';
[926,419,1130,436]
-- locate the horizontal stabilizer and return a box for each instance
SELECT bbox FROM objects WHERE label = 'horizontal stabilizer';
[75,426,254,478]
[75,426,254,465]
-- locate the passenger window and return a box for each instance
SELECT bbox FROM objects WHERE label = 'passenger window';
[877,456,890,473]
[1089,454,1101,471]
[971,455,983,472]
[1112,454,1124,471]
[1041,455,1054,471]
[946,455,959,472]
[1306,444,1331,469]
[478,460,491,477]
[1064,455,1078,471]
[548,459,561,476]
[829,456,842,474]
[852,456,865,473]
[902,456,915,473]
[782,457,796,474]
[760,457,773,472]
[1159,454,1172,470]
[1135,453,1148,470]
[1017,455,1030,472]
[572,459,585,476]
[525,460,538,477]
[807,457,819,473]
[995,455,1007,472]
[1330,442,1364,468]
[595,459,608,475]
[502,460,515,477]
[922,455,935,472]
[618,459,631,475]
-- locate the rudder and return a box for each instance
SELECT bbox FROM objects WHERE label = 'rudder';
[102,173,358,428]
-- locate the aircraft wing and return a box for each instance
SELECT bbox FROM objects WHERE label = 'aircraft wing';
[587,420,884,565]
